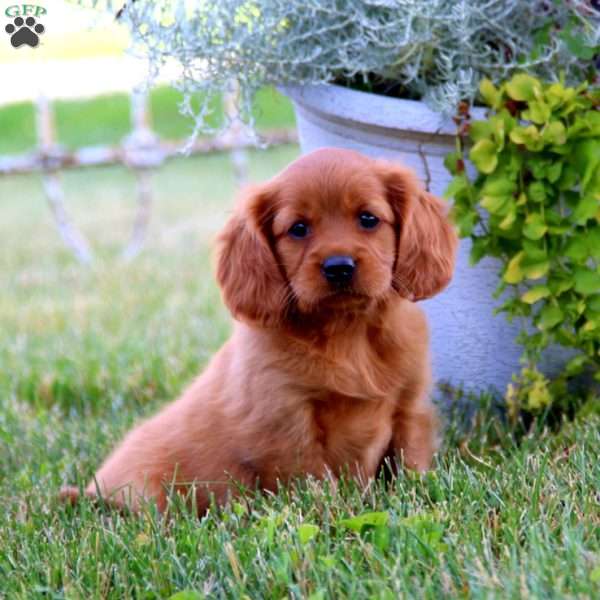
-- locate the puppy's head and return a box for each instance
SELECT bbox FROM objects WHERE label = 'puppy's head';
[217,148,457,326]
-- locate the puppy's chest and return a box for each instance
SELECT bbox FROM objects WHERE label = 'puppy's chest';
[309,394,394,473]
[289,330,408,399]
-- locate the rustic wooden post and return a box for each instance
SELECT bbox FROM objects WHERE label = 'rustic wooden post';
[0,89,296,264]
[37,95,94,264]
[222,82,249,187]
[122,88,163,260]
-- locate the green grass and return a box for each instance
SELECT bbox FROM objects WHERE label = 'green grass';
[0,101,36,154]
[0,145,599,598]
[0,86,295,154]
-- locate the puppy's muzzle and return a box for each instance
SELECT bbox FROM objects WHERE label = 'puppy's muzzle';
[321,255,355,286]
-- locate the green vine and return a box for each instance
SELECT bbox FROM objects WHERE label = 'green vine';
[446,74,600,419]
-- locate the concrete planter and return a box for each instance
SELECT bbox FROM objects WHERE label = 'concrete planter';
[281,83,537,397]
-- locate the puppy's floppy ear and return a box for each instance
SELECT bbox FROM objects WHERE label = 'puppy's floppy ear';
[216,184,288,326]
[377,162,458,301]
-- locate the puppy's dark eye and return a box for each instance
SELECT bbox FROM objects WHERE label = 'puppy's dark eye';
[288,221,310,239]
[359,211,380,229]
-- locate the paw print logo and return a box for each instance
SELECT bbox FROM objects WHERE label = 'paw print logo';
[5,16,45,48]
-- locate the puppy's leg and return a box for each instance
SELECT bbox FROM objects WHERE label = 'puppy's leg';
[59,485,137,514]
[390,390,439,473]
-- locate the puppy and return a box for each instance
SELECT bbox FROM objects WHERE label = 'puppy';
[61,148,457,513]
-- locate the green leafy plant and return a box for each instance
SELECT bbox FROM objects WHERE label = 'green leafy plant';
[74,1,600,137]
[446,73,600,418]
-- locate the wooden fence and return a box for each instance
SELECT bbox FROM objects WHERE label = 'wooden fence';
[0,90,297,263]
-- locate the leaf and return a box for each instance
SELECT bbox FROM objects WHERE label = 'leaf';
[523,213,547,240]
[453,209,477,237]
[505,74,541,101]
[584,110,600,136]
[523,101,551,124]
[482,177,516,197]
[168,592,203,600]
[372,525,391,552]
[572,194,599,224]
[557,164,578,190]
[588,227,600,260]
[564,237,588,262]
[573,269,600,295]
[488,115,506,148]
[581,319,598,333]
[510,125,540,146]
[522,240,547,261]
[443,151,463,176]
[560,31,596,59]
[297,524,319,544]
[520,242,550,280]
[399,515,447,553]
[469,139,499,174]
[479,78,500,108]
[320,555,336,568]
[504,251,525,284]
[470,237,489,265]
[498,209,517,230]
[497,109,517,138]
[481,194,510,215]
[259,514,279,545]
[571,140,600,192]
[527,182,546,203]
[565,297,587,316]
[469,121,494,142]
[338,511,389,533]
[521,285,551,304]
[543,121,567,145]
[546,161,563,183]
[588,295,600,312]
[546,82,576,108]
[526,377,553,411]
[529,157,549,181]
[233,502,247,517]
[523,259,550,280]
[564,355,588,376]
[537,304,564,330]
[547,223,571,235]
[444,174,469,200]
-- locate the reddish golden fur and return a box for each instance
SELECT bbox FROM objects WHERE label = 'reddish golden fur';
[61,148,457,513]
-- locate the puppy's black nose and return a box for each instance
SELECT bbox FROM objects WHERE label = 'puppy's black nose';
[321,255,355,286]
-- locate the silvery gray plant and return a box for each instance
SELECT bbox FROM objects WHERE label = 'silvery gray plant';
[82,1,600,137]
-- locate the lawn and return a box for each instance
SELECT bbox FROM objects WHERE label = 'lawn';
[0,118,599,596]
[0,85,296,154]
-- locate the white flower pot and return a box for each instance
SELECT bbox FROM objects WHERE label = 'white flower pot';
[281,83,567,397]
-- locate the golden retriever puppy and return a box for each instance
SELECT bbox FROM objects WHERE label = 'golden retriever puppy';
[61,148,457,513]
